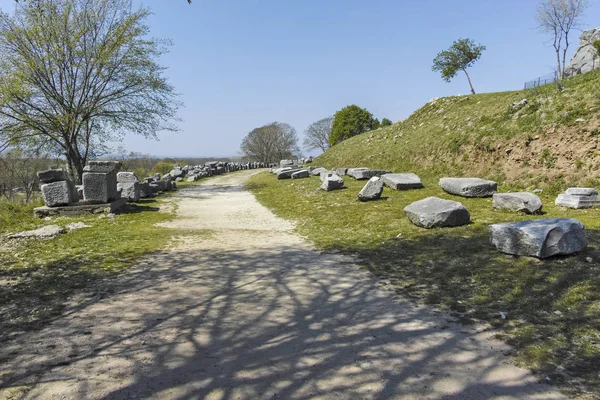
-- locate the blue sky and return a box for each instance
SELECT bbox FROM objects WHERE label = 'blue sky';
[1,0,599,158]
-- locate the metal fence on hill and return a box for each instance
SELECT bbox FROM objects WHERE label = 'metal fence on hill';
[523,71,558,89]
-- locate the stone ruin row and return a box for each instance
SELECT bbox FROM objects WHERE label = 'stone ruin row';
[37,160,267,211]
[272,160,593,260]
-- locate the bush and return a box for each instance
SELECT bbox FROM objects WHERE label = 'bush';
[381,118,393,127]
[329,105,379,146]
[151,161,173,175]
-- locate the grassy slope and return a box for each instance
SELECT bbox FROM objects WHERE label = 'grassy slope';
[317,68,600,194]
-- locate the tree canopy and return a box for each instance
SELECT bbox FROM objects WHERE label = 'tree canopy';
[329,105,378,146]
[240,122,299,163]
[432,38,485,94]
[380,118,393,127]
[303,116,333,153]
[0,0,181,182]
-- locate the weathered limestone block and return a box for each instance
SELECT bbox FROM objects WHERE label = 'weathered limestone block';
[83,172,116,203]
[9,225,66,239]
[117,182,140,202]
[555,188,600,209]
[280,159,295,168]
[489,218,587,258]
[382,173,423,190]
[41,181,77,207]
[139,182,153,198]
[277,168,302,180]
[310,167,328,176]
[83,161,121,174]
[358,177,384,201]
[319,174,344,191]
[335,168,349,176]
[404,197,470,228]
[439,177,497,198]
[493,192,542,214]
[347,168,391,180]
[117,172,139,183]
[291,170,309,179]
[37,169,70,183]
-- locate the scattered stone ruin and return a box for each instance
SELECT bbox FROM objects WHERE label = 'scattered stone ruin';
[271,160,590,259]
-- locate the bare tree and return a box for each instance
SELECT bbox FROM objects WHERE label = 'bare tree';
[240,122,300,164]
[536,0,589,78]
[0,145,57,203]
[0,0,181,183]
[303,117,333,153]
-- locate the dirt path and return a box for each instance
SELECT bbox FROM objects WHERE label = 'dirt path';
[0,170,565,399]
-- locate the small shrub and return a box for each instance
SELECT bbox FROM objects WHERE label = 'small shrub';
[539,148,557,168]
[575,159,584,170]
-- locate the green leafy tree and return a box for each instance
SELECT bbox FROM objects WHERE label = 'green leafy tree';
[432,38,486,94]
[329,105,378,146]
[0,0,181,183]
[381,118,393,127]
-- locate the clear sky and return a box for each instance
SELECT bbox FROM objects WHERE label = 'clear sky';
[1,0,599,158]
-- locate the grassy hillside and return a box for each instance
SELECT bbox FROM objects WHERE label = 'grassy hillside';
[317,68,600,194]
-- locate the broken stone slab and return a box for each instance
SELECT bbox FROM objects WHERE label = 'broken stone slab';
[83,161,122,173]
[555,188,600,209]
[117,182,140,202]
[489,218,587,258]
[404,197,470,228]
[291,170,309,179]
[493,192,542,214]
[187,175,199,182]
[41,181,78,207]
[37,169,70,183]
[149,183,161,193]
[347,168,392,180]
[358,177,384,201]
[319,174,344,191]
[335,168,348,176]
[176,177,183,182]
[565,188,598,196]
[277,168,302,180]
[310,167,328,176]
[66,222,91,231]
[382,173,423,190]
[33,198,127,218]
[320,171,337,182]
[8,224,66,239]
[439,177,497,198]
[117,171,139,183]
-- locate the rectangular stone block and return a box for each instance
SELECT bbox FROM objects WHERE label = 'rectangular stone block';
[117,182,140,202]
[117,172,139,183]
[106,171,119,201]
[37,169,69,183]
[41,181,77,207]
[83,172,110,203]
[139,182,154,198]
[83,161,121,173]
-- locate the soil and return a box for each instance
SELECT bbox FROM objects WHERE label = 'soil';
[0,170,566,399]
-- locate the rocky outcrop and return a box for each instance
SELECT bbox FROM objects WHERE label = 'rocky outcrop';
[565,27,600,77]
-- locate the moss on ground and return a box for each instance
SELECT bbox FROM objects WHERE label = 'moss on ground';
[248,171,600,399]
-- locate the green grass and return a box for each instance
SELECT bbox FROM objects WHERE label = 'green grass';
[316,68,600,192]
[248,171,600,399]
[0,178,215,341]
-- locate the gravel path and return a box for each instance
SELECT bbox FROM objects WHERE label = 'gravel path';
[0,170,565,399]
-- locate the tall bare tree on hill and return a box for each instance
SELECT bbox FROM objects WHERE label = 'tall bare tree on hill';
[536,0,589,79]
[0,0,181,183]
[240,122,300,164]
[303,116,333,153]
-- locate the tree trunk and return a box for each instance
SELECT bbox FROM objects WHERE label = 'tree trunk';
[66,146,85,184]
[462,69,476,94]
[556,47,562,79]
